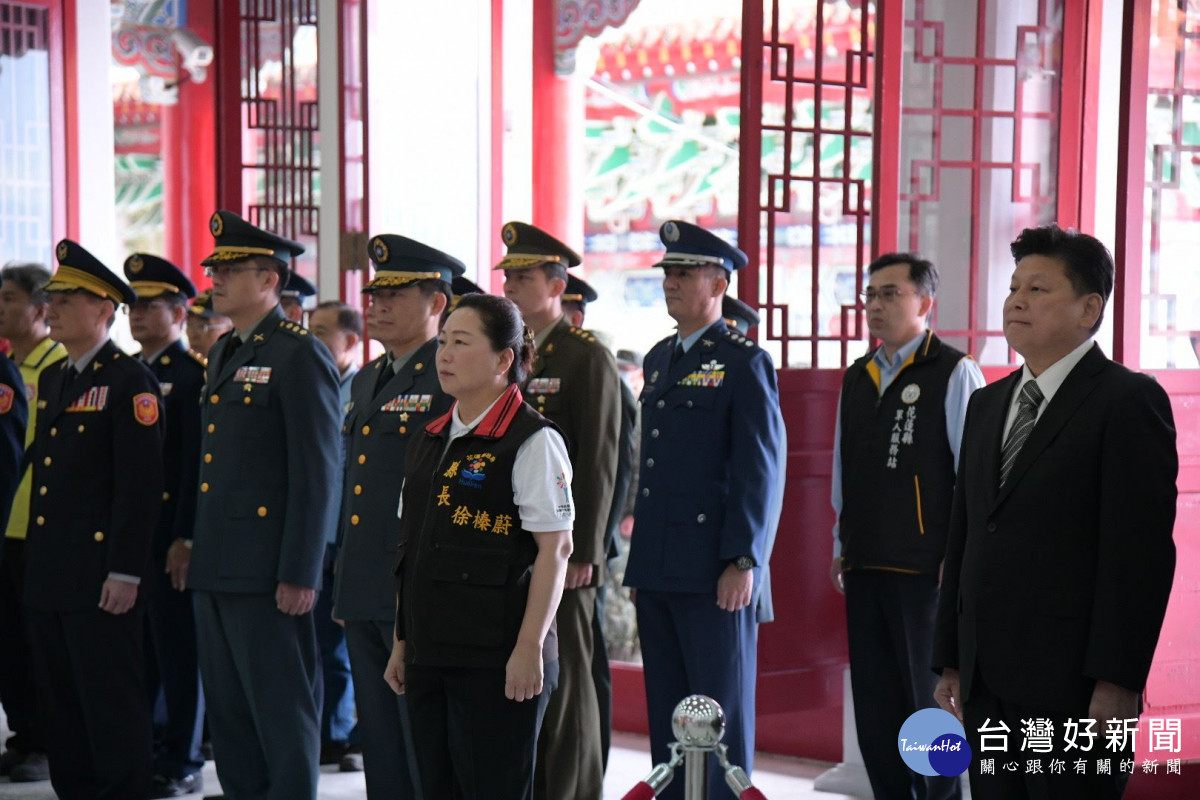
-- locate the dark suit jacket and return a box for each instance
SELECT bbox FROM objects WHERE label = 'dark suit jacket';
[140,339,206,563]
[189,306,342,594]
[24,340,164,611]
[524,317,621,575]
[933,344,1177,713]
[332,340,451,622]
[0,354,28,530]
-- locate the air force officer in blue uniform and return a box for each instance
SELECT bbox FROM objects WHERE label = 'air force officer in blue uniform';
[624,221,783,799]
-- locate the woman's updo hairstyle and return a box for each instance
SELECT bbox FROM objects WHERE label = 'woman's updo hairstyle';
[452,293,536,385]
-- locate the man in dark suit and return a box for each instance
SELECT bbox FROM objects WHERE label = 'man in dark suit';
[624,221,783,799]
[125,253,208,797]
[933,225,1178,800]
[188,210,342,800]
[497,221,621,800]
[331,233,462,798]
[24,240,164,800]
[0,327,26,541]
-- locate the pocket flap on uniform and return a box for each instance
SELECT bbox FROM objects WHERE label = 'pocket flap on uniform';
[429,553,508,586]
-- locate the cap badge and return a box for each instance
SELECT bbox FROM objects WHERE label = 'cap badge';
[56,242,68,261]
[372,237,389,264]
[210,213,224,237]
[128,254,144,274]
[663,222,680,243]
[502,223,518,246]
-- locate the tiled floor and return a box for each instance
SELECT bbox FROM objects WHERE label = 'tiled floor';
[0,731,865,799]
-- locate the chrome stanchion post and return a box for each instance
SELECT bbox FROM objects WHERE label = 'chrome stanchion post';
[672,695,727,800]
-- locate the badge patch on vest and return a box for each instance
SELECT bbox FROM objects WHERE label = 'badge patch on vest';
[134,393,160,426]
[234,366,272,384]
[458,452,496,488]
[0,385,12,414]
[526,378,561,394]
[887,407,918,469]
[66,386,109,413]
[901,383,921,404]
[382,393,432,413]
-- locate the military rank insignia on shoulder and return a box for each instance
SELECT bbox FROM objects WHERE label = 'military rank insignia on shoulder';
[567,326,598,344]
[723,328,756,348]
[278,319,309,336]
[189,350,208,368]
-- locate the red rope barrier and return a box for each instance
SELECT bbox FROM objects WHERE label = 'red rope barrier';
[739,788,768,800]
[620,781,656,800]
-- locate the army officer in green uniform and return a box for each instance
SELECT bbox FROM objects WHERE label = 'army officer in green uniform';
[188,210,342,800]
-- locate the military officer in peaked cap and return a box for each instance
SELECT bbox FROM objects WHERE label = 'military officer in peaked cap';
[124,253,209,797]
[560,273,598,329]
[331,233,463,799]
[24,239,165,799]
[497,221,620,800]
[624,221,783,799]
[186,289,233,361]
[188,210,342,800]
[281,271,317,325]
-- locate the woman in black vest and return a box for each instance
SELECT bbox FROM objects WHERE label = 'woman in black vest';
[385,293,574,800]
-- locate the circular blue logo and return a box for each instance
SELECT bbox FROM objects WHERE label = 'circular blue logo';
[898,708,972,777]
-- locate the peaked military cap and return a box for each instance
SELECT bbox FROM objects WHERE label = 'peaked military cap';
[124,253,197,300]
[189,289,218,318]
[722,295,760,334]
[493,222,581,270]
[47,239,136,305]
[282,271,317,299]
[201,210,305,266]
[654,220,748,273]
[562,274,598,306]
[364,234,466,292]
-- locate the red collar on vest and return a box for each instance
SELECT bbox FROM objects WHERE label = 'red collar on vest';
[425,383,525,439]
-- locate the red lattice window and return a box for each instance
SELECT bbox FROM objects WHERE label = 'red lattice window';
[234,0,320,285]
[742,0,876,369]
[897,0,1063,366]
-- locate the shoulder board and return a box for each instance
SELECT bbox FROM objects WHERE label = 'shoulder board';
[722,328,756,349]
[278,320,310,337]
[566,326,599,344]
[188,349,208,368]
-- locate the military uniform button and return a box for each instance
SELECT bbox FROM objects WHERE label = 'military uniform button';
[650,429,660,438]
[93,531,104,542]
[39,486,47,496]
[686,400,694,408]
[204,454,213,463]
[696,513,706,523]
[78,424,86,432]
[43,457,51,466]
[207,423,216,433]
[163,491,170,501]
[351,514,360,526]
[49,427,57,437]
[201,482,210,493]
[538,406,545,413]
[358,454,367,465]
[641,488,649,497]
[258,506,268,517]
[399,426,407,434]
[362,425,370,435]
[354,485,362,495]
[36,516,44,526]
[986,522,997,533]
[461,573,469,581]
[646,458,654,468]
[656,400,665,409]
[243,396,252,405]
[211,395,220,404]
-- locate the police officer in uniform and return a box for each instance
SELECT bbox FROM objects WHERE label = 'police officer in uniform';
[331,234,463,798]
[186,289,233,361]
[496,222,620,800]
[281,271,317,325]
[124,253,209,797]
[189,210,341,800]
[24,240,164,800]
[625,221,783,799]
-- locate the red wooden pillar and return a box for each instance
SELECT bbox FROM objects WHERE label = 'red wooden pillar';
[162,0,217,286]
[531,0,579,244]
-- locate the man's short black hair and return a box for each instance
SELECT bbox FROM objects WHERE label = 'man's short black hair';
[1010,225,1113,334]
[538,262,568,286]
[314,300,363,337]
[867,252,939,297]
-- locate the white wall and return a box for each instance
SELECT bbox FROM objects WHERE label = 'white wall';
[79,0,117,263]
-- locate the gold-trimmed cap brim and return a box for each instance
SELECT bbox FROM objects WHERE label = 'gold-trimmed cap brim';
[363,270,446,293]
[492,253,564,271]
[200,246,282,266]
[45,266,126,304]
[130,281,184,299]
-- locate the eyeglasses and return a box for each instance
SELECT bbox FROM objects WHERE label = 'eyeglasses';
[860,287,917,303]
[204,265,268,279]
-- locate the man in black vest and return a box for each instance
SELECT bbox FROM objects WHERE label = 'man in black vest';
[125,253,208,797]
[831,253,983,800]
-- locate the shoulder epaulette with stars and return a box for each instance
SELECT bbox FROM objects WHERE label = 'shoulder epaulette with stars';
[278,320,310,337]
[723,328,755,348]
[567,325,598,344]
[189,350,208,368]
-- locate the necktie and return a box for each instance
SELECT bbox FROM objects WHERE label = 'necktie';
[999,379,1044,485]
[374,357,394,397]
[60,365,79,403]
[222,334,243,373]
[670,341,685,368]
